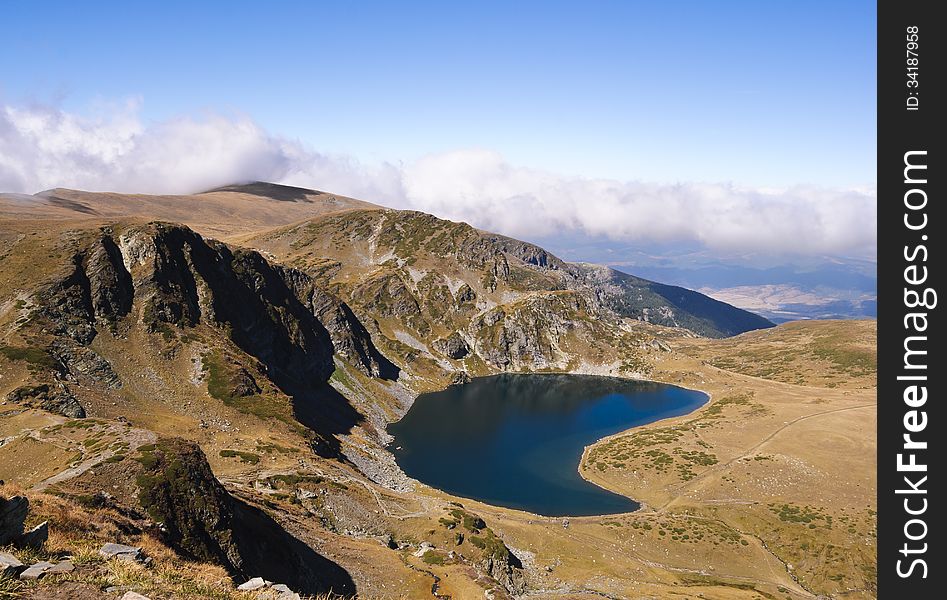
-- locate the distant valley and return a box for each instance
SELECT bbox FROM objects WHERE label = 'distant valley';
[532,235,877,323]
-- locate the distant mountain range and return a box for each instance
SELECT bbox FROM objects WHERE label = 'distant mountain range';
[527,234,876,323]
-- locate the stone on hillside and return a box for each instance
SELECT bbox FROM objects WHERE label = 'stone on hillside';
[120,593,153,600]
[0,495,28,545]
[6,384,86,418]
[237,576,268,591]
[229,366,261,397]
[450,371,471,386]
[295,488,317,500]
[268,583,301,600]
[48,560,75,574]
[413,542,435,558]
[433,333,470,359]
[18,520,48,550]
[0,551,25,577]
[100,542,144,562]
[18,561,54,580]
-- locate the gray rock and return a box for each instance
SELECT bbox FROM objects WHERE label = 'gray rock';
[237,576,268,591]
[0,495,28,545]
[48,560,75,574]
[52,343,122,390]
[269,584,300,600]
[99,542,144,562]
[433,333,470,359]
[413,542,435,558]
[120,593,152,600]
[18,520,48,550]
[18,561,54,580]
[449,371,471,386]
[48,385,86,418]
[229,366,261,397]
[295,488,317,500]
[0,551,25,577]
[5,384,85,418]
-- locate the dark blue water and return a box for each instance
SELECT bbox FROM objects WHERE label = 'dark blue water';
[388,373,707,517]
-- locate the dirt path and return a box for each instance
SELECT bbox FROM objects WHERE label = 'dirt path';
[657,402,875,510]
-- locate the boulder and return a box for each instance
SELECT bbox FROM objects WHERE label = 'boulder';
[6,384,85,418]
[48,560,75,574]
[99,542,144,562]
[450,371,471,386]
[19,561,54,580]
[237,576,268,591]
[268,584,301,600]
[0,496,28,545]
[0,551,25,577]
[18,521,48,550]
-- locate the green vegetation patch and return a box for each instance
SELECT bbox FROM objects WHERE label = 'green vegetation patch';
[769,503,832,528]
[0,345,59,371]
[421,550,446,565]
[202,350,295,426]
[256,441,300,455]
[447,508,486,532]
[467,529,510,560]
[219,449,261,464]
[263,473,325,487]
[703,393,756,418]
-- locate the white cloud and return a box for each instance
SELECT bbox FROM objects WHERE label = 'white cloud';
[0,101,875,258]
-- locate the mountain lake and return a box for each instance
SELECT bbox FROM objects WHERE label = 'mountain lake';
[387,373,708,516]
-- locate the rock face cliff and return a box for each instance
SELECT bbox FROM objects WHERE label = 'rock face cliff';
[21,222,392,411]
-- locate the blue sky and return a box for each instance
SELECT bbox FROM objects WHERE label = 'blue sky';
[3,0,876,187]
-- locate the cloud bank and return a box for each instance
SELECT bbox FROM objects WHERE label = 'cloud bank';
[1,102,876,258]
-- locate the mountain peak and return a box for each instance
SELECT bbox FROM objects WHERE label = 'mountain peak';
[199,181,327,202]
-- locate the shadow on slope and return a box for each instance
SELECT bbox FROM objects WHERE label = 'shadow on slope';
[133,437,357,596]
[201,181,321,202]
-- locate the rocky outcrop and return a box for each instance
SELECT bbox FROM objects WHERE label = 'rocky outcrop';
[0,495,29,545]
[229,365,261,397]
[484,554,527,596]
[122,225,337,387]
[87,233,135,322]
[132,437,355,595]
[50,342,121,389]
[485,234,565,271]
[0,495,48,550]
[6,384,85,418]
[39,233,136,345]
[283,269,398,379]
[351,271,429,334]
[0,551,24,577]
[18,521,48,550]
[32,222,395,399]
[469,292,594,371]
[433,332,469,360]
